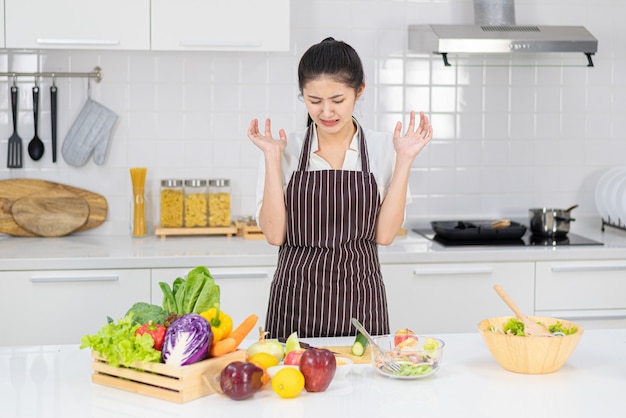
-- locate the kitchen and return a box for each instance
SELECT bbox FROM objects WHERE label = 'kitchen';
[1,0,626,416]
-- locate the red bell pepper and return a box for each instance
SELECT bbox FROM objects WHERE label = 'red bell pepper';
[135,321,167,351]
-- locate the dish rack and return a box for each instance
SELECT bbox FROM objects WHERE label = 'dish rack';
[601,216,626,232]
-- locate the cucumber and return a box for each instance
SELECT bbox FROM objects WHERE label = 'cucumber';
[351,332,369,356]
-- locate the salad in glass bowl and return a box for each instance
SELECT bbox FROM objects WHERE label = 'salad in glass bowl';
[370,333,445,379]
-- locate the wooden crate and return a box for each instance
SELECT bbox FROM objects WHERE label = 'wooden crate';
[155,225,238,238]
[91,350,246,403]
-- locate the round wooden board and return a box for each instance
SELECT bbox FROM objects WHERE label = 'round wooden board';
[12,186,90,237]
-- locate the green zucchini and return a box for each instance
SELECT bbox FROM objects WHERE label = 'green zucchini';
[351,332,369,356]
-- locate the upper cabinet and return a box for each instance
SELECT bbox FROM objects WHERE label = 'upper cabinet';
[3,0,289,52]
[5,0,150,50]
[150,0,290,52]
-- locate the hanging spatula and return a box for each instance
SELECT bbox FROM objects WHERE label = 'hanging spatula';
[7,85,23,168]
[493,284,552,337]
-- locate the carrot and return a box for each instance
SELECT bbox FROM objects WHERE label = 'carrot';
[229,314,259,346]
[210,337,237,357]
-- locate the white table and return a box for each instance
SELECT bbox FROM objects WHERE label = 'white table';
[1,330,625,418]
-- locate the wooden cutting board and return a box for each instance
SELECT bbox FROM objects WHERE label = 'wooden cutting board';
[12,185,90,237]
[320,345,373,364]
[0,179,108,237]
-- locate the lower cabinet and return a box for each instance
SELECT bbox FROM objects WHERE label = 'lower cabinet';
[381,262,535,333]
[535,260,626,329]
[0,269,151,346]
[151,266,275,332]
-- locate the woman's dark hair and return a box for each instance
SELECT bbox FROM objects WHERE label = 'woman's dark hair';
[298,37,364,126]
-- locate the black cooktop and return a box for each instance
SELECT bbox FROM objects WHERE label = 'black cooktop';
[412,228,604,247]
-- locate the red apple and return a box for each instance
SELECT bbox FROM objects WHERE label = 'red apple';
[394,328,417,346]
[284,349,305,366]
[219,361,265,400]
[299,348,336,392]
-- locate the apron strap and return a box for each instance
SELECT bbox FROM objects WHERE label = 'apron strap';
[296,120,371,173]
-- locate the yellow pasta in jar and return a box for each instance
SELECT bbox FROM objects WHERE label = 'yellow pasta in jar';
[208,192,231,227]
[160,188,184,227]
[184,193,208,227]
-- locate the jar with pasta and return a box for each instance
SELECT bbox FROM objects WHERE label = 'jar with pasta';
[208,179,231,227]
[160,179,184,228]
[184,179,208,227]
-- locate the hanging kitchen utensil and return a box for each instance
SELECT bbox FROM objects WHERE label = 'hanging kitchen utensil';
[7,80,23,168]
[50,78,58,163]
[27,81,45,161]
[493,284,552,337]
[61,98,118,166]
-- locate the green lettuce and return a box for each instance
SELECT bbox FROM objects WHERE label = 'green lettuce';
[80,313,162,366]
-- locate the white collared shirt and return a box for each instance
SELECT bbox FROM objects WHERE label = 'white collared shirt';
[255,121,411,217]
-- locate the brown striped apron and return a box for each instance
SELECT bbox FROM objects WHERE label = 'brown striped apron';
[265,124,390,338]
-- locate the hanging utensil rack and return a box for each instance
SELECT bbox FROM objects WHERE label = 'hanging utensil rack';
[601,217,626,233]
[0,66,102,83]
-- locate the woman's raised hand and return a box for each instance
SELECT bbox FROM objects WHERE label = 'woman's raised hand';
[248,118,287,156]
[392,111,433,160]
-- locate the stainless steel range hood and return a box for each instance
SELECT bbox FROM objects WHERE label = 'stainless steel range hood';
[408,1,598,67]
[409,24,598,67]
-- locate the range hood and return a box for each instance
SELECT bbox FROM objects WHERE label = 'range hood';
[408,1,598,67]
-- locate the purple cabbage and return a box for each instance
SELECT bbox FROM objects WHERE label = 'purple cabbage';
[162,314,213,366]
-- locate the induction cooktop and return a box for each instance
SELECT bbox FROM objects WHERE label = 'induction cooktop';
[412,228,604,247]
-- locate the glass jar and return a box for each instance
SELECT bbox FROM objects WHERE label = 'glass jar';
[208,179,231,227]
[160,179,184,228]
[184,179,208,227]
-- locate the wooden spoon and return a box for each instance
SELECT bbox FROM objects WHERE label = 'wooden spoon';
[493,284,552,337]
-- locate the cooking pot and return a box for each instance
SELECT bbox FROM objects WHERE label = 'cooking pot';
[529,205,578,237]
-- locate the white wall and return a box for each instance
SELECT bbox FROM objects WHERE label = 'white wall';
[0,0,624,236]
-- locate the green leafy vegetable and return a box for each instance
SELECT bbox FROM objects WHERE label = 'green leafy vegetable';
[503,318,526,336]
[125,302,168,325]
[159,266,220,315]
[547,321,578,335]
[80,314,162,367]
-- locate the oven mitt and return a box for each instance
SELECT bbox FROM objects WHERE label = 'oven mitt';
[62,98,118,166]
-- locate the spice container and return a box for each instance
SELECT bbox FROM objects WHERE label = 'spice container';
[160,179,184,228]
[208,179,231,227]
[184,179,208,227]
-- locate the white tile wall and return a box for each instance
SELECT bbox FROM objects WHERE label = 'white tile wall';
[0,0,623,235]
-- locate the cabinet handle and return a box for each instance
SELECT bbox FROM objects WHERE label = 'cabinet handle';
[179,41,262,48]
[36,38,121,46]
[413,266,494,276]
[550,265,626,273]
[537,309,626,321]
[30,275,120,283]
[212,272,269,280]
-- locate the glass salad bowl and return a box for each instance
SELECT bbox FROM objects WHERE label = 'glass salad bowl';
[370,334,445,379]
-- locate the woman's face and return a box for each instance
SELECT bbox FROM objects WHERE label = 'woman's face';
[302,76,365,137]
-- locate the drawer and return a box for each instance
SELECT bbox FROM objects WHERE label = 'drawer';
[536,261,626,311]
[0,269,151,346]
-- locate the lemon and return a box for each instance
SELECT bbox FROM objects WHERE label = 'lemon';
[284,331,301,354]
[248,352,279,370]
[271,367,305,398]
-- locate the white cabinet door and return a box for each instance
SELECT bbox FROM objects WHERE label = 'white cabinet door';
[0,269,151,346]
[5,0,150,50]
[151,0,290,51]
[0,2,5,48]
[382,262,535,333]
[151,266,274,331]
[535,260,626,329]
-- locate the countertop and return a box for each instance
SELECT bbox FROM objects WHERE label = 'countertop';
[1,217,626,271]
[1,329,625,418]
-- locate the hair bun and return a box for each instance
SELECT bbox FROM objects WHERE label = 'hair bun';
[322,37,336,42]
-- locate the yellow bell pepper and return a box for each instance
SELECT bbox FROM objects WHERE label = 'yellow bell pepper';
[200,307,233,342]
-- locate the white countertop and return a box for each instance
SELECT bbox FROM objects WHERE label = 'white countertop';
[2,329,625,418]
[1,217,626,271]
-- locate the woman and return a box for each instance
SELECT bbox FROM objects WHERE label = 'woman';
[248,37,433,338]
